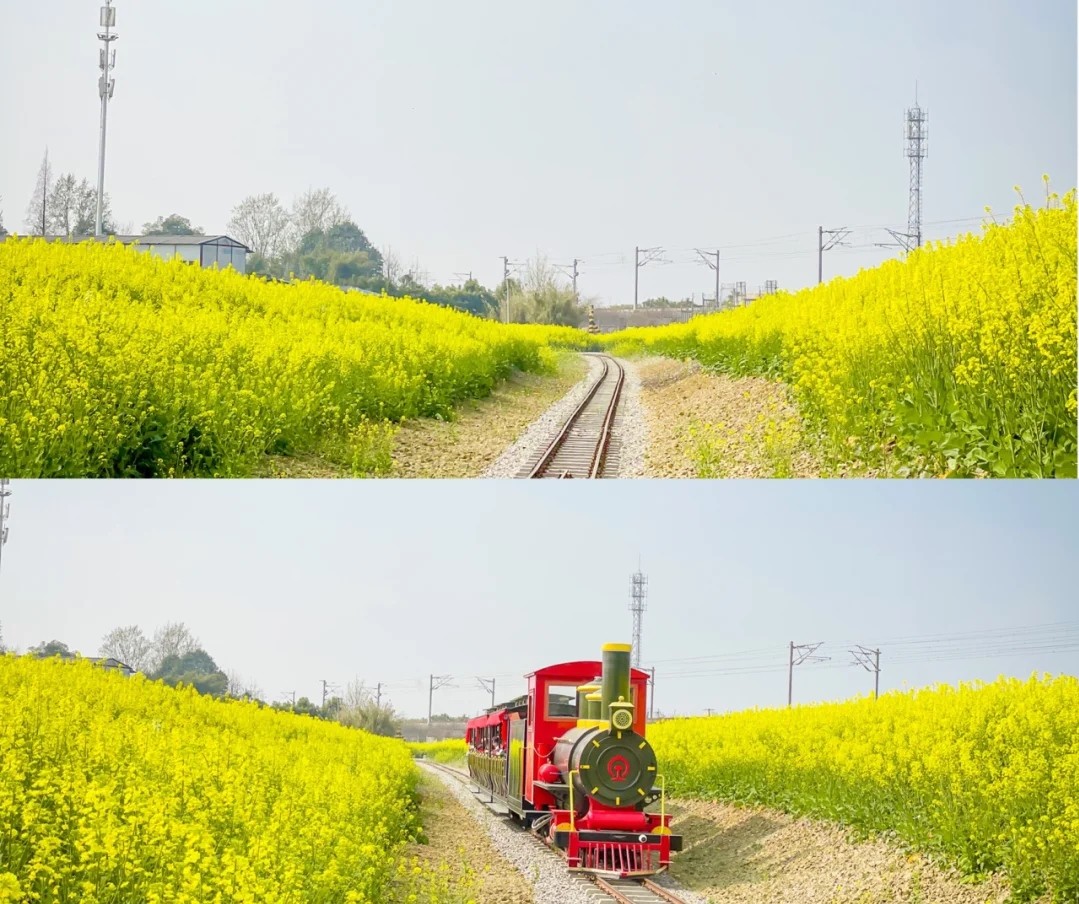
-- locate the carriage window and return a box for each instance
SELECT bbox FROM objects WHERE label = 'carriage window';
[545,684,580,720]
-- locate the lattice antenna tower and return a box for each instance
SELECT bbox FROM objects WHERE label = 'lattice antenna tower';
[905,84,928,249]
[629,563,647,668]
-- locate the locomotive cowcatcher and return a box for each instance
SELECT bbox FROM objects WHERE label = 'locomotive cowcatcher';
[465,643,681,878]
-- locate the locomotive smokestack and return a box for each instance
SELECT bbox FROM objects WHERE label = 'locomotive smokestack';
[600,643,632,722]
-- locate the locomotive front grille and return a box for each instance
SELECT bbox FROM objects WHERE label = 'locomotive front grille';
[574,841,661,877]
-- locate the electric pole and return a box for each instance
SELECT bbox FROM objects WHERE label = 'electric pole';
[282,690,296,709]
[695,249,720,308]
[817,227,850,284]
[375,682,382,707]
[502,256,510,322]
[428,674,452,730]
[850,645,882,699]
[787,641,829,706]
[554,259,581,304]
[321,679,339,711]
[649,666,655,721]
[501,257,524,323]
[629,562,647,668]
[95,0,119,237]
[476,676,496,710]
[634,247,663,309]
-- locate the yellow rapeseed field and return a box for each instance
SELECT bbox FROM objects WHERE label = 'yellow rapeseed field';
[605,186,1077,477]
[0,238,588,478]
[407,741,468,764]
[649,675,1079,903]
[0,655,422,904]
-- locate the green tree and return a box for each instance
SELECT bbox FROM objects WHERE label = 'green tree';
[292,696,322,717]
[30,640,73,658]
[152,647,228,698]
[143,214,202,235]
[289,220,385,285]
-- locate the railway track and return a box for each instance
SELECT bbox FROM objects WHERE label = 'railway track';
[520,353,625,479]
[418,759,692,904]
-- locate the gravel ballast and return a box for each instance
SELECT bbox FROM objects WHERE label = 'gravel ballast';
[481,355,603,478]
[613,359,648,478]
[482,354,649,479]
[421,763,709,904]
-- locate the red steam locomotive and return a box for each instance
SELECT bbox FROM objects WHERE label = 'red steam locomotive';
[465,642,681,877]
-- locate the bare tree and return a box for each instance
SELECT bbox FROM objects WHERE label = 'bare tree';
[381,246,402,284]
[343,679,370,709]
[149,621,200,674]
[406,257,429,287]
[99,624,152,672]
[71,180,114,236]
[226,670,263,700]
[227,193,292,260]
[25,149,52,235]
[495,253,583,325]
[336,680,399,736]
[47,174,80,237]
[0,196,7,237]
[46,175,114,237]
[290,188,349,244]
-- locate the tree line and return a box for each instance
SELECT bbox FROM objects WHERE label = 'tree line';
[0,620,400,738]
[0,160,587,325]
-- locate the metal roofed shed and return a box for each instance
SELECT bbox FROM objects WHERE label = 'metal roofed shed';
[43,234,252,275]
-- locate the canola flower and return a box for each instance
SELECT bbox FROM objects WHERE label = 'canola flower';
[0,654,422,904]
[649,675,1079,903]
[604,187,1078,477]
[0,239,590,477]
[407,741,468,764]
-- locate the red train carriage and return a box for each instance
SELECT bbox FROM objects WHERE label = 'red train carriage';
[466,643,681,878]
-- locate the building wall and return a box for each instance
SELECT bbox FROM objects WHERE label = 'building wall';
[201,243,247,275]
[141,242,247,275]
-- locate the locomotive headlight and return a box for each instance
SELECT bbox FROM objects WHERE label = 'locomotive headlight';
[609,699,634,731]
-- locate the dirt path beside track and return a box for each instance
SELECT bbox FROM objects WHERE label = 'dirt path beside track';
[663,796,1035,904]
[400,770,534,904]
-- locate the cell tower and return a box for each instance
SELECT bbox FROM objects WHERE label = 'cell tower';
[904,86,928,249]
[95,0,119,237]
[629,564,647,668]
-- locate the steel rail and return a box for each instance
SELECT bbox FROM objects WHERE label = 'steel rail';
[593,876,691,904]
[527,354,625,479]
[587,356,624,478]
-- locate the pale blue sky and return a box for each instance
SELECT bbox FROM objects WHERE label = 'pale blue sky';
[1,481,1075,718]
[1,1,1074,302]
